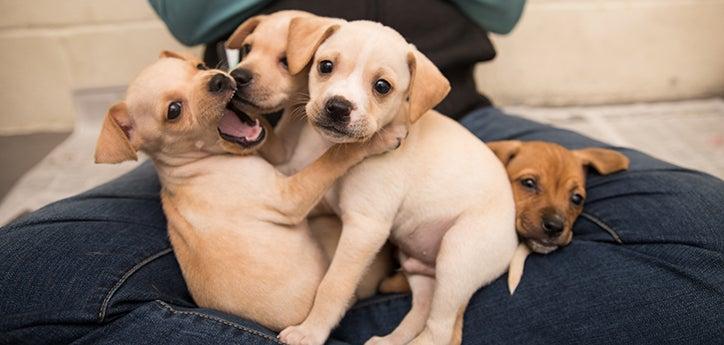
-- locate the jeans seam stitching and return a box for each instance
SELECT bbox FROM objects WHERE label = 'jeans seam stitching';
[4,218,167,233]
[580,211,624,244]
[98,247,174,322]
[154,300,282,343]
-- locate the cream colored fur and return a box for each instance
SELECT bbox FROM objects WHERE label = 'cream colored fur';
[226,11,395,300]
[275,19,518,345]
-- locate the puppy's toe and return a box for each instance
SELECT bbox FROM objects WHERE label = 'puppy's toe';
[278,324,326,345]
[364,336,395,345]
[408,329,435,345]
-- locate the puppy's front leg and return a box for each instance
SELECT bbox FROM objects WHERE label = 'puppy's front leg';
[265,124,407,226]
[279,213,393,345]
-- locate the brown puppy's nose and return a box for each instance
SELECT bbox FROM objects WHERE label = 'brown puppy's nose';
[325,96,352,124]
[231,68,253,86]
[208,74,233,93]
[542,214,565,236]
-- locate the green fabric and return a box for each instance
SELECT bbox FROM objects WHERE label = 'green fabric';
[149,0,273,46]
[149,0,526,46]
[452,0,526,34]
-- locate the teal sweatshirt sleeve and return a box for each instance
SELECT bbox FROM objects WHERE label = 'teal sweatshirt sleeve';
[149,0,271,46]
[449,0,526,34]
[149,0,526,46]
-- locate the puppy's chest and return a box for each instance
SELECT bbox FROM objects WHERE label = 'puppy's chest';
[177,175,273,224]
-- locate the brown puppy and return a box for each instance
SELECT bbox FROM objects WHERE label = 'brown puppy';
[94,51,406,331]
[488,140,629,293]
[380,140,630,296]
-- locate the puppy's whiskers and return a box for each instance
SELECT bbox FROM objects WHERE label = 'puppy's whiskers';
[288,92,311,120]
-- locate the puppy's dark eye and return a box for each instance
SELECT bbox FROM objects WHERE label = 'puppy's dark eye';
[167,101,182,121]
[240,44,252,59]
[196,63,208,70]
[374,79,392,95]
[280,56,288,70]
[520,178,537,189]
[319,60,333,74]
[571,193,584,206]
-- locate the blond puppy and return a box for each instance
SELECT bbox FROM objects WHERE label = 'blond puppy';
[94,51,405,331]
[275,18,517,345]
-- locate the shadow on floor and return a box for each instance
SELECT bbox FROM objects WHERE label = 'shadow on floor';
[0,132,70,199]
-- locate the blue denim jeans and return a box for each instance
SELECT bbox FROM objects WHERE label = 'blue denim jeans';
[1,107,722,345]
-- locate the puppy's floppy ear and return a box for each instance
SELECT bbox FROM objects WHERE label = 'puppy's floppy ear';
[225,15,267,49]
[406,47,450,123]
[487,140,523,166]
[159,50,197,61]
[94,102,138,164]
[573,147,630,175]
[287,16,341,75]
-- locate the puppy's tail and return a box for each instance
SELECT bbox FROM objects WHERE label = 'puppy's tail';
[508,242,531,295]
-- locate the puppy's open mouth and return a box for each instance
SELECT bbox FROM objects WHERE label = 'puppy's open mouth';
[217,102,265,148]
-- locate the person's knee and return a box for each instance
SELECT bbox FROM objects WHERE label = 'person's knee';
[0,186,177,333]
[583,165,724,252]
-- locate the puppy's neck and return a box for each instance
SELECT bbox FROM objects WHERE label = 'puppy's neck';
[152,150,219,190]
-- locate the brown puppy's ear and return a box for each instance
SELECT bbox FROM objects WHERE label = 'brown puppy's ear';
[487,140,523,166]
[573,148,630,175]
[94,102,138,164]
[287,16,341,75]
[159,50,197,61]
[406,47,451,123]
[225,15,267,49]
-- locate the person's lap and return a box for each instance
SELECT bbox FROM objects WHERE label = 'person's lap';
[1,107,722,344]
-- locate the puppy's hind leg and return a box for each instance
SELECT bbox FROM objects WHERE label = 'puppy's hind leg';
[410,211,517,345]
[366,274,435,345]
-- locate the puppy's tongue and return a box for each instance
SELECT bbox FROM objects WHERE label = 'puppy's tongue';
[219,109,262,141]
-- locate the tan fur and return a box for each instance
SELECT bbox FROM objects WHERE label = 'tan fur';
[225,11,396,301]
[224,11,314,115]
[93,52,406,332]
[277,18,517,345]
[287,16,342,75]
[378,271,410,294]
[95,102,137,163]
[488,140,629,294]
[406,50,451,123]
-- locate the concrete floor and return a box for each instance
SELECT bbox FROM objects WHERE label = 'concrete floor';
[0,132,69,198]
[0,91,722,226]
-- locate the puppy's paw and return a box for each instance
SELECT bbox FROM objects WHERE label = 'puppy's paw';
[367,122,409,156]
[364,336,397,345]
[278,324,328,345]
[408,329,434,345]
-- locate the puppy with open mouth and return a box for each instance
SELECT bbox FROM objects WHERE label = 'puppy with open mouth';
[93,51,406,332]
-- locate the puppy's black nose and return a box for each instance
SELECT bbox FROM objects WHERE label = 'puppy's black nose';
[231,68,253,86]
[208,74,233,93]
[542,214,565,236]
[324,96,352,124]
